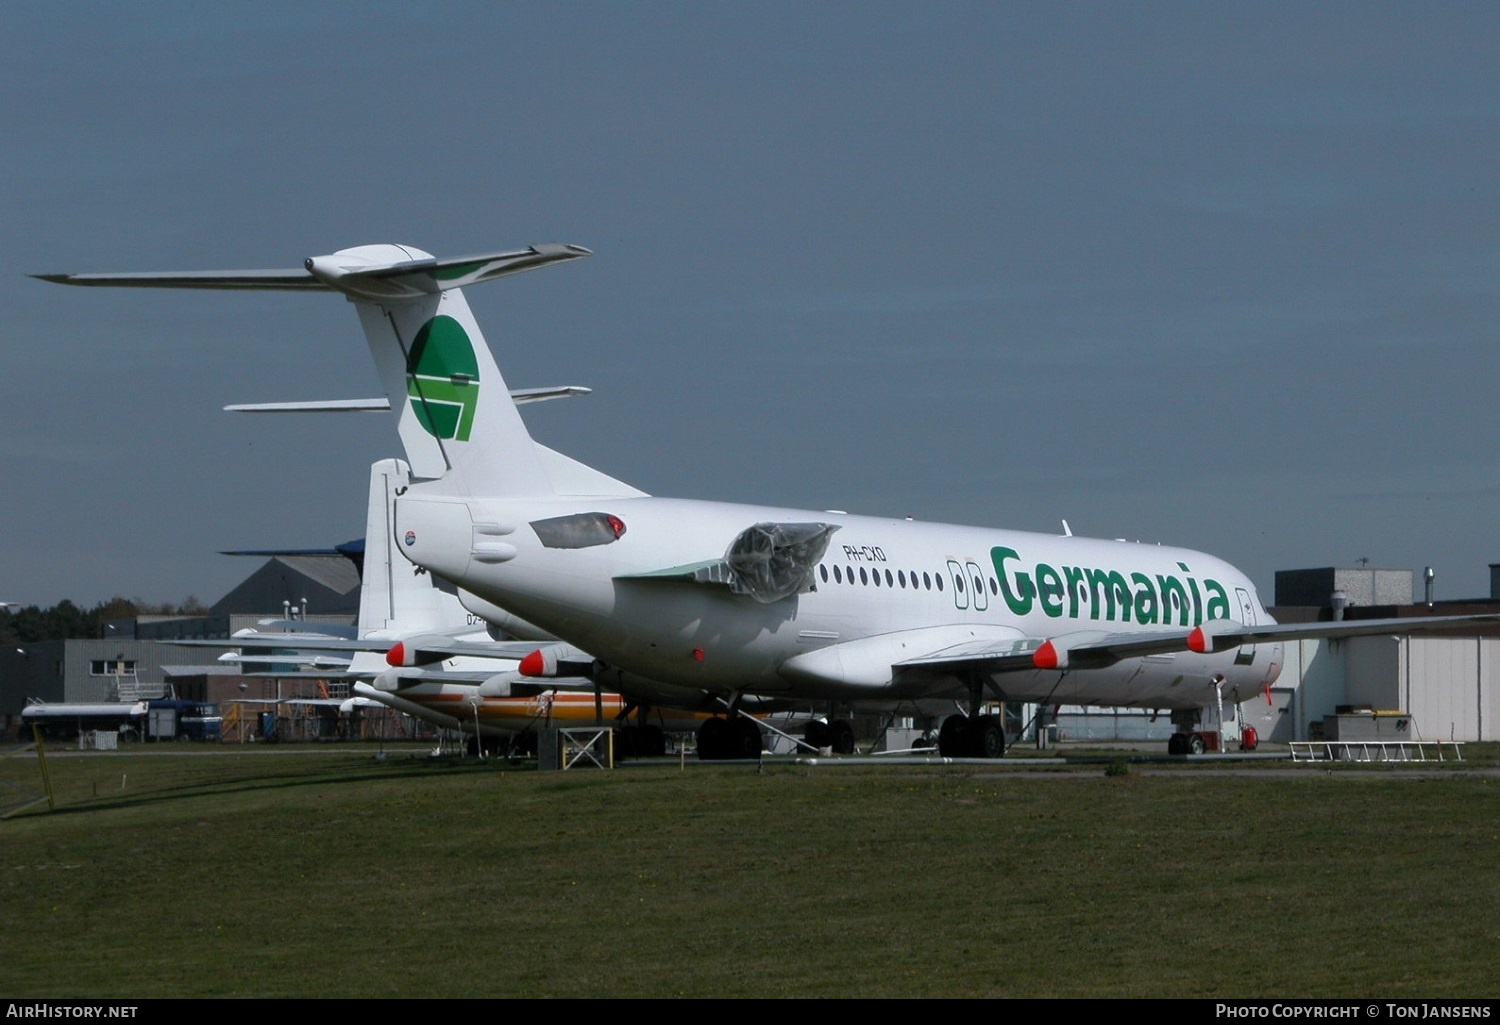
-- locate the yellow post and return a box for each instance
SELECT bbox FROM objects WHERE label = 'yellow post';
[32,724,56,812]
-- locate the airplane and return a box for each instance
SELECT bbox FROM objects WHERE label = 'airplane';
[41,242,1500,758]
[193,456,792,756]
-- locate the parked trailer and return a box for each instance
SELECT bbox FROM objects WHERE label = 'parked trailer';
[21,701,149,741]
[20,699,222,742]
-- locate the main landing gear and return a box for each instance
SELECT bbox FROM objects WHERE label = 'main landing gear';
[937,714,1006,758]
[1166,731,1209,755]
[803,718,856,755]
[696,715,763,760]
[1165,696,1233,755]
[613,701,668,758]
[937,668,1007,759]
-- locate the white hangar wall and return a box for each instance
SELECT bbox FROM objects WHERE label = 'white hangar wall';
[1276,635,1498,742]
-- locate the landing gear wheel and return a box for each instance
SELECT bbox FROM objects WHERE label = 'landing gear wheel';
[1187,733,1206,755]
[1167,733,1185,755]
[974,715,1005,759]
[804,719,831,750]
[938,715,965,757]
[732,716,762,757]
[466,734,500,757]
[828,720,856,755]
[697,717,729,760]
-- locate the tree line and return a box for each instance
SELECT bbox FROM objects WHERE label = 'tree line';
[1,597,211,644]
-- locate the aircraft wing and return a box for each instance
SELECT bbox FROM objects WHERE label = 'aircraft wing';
[905,612,1500,673]
[784,612,1500,688]
[1175,612,1500,654]
[172,635,386,653]
[172,632,551,664]
[217,652,353,668]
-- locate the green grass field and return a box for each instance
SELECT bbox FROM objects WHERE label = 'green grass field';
[2,746,1497,998]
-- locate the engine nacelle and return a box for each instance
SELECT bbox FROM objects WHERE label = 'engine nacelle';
[384,634,455,668]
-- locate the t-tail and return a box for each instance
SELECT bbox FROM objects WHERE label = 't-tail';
[38,243,642,500]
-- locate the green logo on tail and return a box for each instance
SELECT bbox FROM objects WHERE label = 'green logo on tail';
[407,315,480,441]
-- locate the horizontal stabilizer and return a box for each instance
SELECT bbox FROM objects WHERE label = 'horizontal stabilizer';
[225,386,593,414]
[36,244,591,300]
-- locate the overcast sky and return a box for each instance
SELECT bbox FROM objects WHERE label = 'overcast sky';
[5,2,1498,610]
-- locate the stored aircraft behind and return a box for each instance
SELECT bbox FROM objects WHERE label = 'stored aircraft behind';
[200,457,776,756]
[41,243,1500,757]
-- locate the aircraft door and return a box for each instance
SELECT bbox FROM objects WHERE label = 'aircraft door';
[946,560,969,610]
[965,561,989,612]
[1234,587,1257,665]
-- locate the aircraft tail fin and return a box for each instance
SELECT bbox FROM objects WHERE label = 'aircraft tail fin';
[40,242,642,499]
[322,244,582,496]
[359,457,474,636]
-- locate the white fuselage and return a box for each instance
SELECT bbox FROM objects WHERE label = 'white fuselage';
[396,492,1283,713]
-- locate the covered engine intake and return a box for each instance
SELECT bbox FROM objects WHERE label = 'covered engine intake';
[724,522,839,603]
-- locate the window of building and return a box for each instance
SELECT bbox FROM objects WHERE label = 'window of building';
[90,660,137,677]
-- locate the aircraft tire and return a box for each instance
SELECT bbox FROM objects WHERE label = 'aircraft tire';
[697,717,729,760]
[937,715,965,757]
[828,720,856,755]
[976,716,1005,759]
[1188,733,1207,755]
[1167,733,1185,755]
[804,719,830,750]
[466,734,502,758]
[732,716,762,757]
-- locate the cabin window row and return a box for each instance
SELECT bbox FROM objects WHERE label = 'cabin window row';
[818,563,1005,597]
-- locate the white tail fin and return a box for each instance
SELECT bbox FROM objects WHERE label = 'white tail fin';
[39,242,643,499]
[360,458,465,636]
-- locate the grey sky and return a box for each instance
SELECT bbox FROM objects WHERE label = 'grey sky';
[5,3,1498,608]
